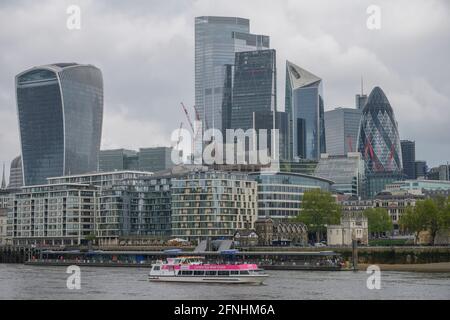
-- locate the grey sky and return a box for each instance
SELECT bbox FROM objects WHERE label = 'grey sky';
[0,0,449,183]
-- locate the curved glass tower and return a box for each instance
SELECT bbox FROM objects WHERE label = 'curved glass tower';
[16,63,103,186]
[357,86,402,174]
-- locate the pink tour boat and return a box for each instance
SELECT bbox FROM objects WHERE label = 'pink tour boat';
[148,256,268,284]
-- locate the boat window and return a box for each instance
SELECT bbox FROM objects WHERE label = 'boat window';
[230,271,239,275]
[205,271,217,276]
[239,270,250,275]
[153,266,160,271]
[180,270,193,276]
[193,271,204,276]
[218,271,229,276]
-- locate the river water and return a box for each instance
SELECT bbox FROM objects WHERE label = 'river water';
[0,264,449,300]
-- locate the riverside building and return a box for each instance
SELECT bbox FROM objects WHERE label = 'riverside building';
[171,170,258,241]
[8,183,98,246]
[248,172,333,219]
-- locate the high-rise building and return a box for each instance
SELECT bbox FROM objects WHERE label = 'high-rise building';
[195,16,270,132]
[16,63,103,186]
[357,87,403,197]
[415,160,427,179]
[401,140,416,179]
[315,152,366,197]
[427,164,450,181]
[138,147,174,173]
[98,149,138,172]
[7,156,23,189]
[1,163,6,189]
[285,61,326,161]
[356,94,368,110]
[324,107,362,156]
[230,49,277,131]
[253,110,289,160]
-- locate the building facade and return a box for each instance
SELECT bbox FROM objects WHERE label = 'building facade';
[195,16,269,133]
[171,170,258,241]
[8,156,23,189]
[357,87,403,197]
[324,107,361,156]
[401,140,416,179]
[8,184,98,246]
[415,161,427,179]
[254,218,308,246]
[327,212,368,246]
[98,149,138,172]
[138,147,174,173]
[314,152,365,197]
[16,63,103,186]
[253,110,289,161]
[230,49,277,131]
[285,61,326,161]
[248,172,333,219]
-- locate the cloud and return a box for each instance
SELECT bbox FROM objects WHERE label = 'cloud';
[0,0,449,184]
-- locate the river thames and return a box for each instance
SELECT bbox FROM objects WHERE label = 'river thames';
[0,264,449,299]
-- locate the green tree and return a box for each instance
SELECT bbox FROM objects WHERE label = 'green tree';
[400,196,450,245]
[295,189,341,243]
[363,207,393,238]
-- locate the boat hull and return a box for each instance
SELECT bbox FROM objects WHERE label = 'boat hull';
[148,275,268,285]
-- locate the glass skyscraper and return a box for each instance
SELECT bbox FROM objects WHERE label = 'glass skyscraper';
[357,87,403,197]
[324,107,362,156]
[401,140,416,179]
[195,16,269,132]
[230,49,277,131]
[285,61,326,161]
[16,63,103,186]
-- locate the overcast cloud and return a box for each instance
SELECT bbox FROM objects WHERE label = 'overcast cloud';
[0,0,449,182]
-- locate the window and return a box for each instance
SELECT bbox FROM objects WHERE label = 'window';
[218,271,229,276]
[239,270,250,275]
[205,271,217,276]
[193,271,204,276]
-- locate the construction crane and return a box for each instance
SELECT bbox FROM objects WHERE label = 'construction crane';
[175,122,183,149]
[180,102,194,133]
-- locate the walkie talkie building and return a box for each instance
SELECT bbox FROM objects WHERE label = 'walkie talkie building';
[16,63,103,186]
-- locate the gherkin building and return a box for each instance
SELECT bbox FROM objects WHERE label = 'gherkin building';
[357,86,403,174]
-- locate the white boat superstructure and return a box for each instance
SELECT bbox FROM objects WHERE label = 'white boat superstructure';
[148,256,268,285]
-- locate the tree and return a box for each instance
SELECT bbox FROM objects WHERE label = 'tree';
[295,189,341,243]
[363,207,393,238]
[400,196,450,245]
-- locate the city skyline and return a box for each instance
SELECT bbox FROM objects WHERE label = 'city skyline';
[1,0,450,183]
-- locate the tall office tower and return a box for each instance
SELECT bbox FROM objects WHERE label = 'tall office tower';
[324,107,362,156]
[356,94,368,109]
[415,160,427,179]
[16,63,103,186]
[7,156,23,189]
[400,140,416,179]
[138,147,174,173]
[195,16,270,133]
[357,87,403,197]
[1,163,6,189]
[285,61,326,161]
[98,149,138,172]
[253,111,289,160]
[230,49,277,131]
